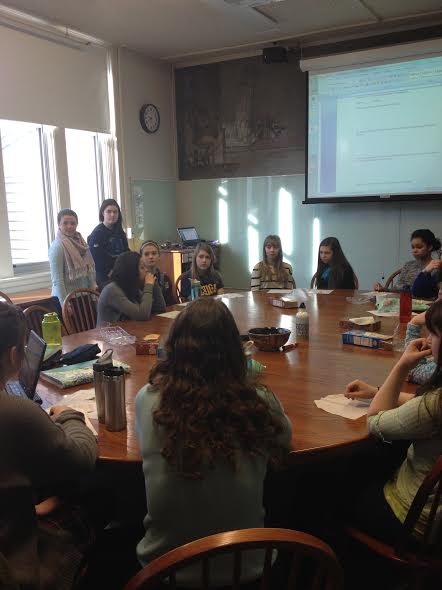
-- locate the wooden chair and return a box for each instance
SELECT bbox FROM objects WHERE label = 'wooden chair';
[174,273,187,303]
[124,528,343,590]
[23,305,67,338]
[345,454,442,589]
[0,290,13,304]
[310,273,359,289]
[62,288,100,335]
[379,268,401,291]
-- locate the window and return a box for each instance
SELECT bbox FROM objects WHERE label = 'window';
[65,129,116,239]
[0,120,54,266]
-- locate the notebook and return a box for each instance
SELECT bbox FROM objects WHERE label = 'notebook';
[5,330,47,403]
[40,359,130,389]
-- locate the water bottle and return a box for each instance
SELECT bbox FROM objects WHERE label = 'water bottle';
[295,303,309,340]
[399,285,412,323]
[92,363,107,423]
[42,312,62,346]
[103,366,126,432]
[191,279,201,300]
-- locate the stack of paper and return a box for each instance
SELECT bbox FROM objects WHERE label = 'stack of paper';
[314,394,370,420]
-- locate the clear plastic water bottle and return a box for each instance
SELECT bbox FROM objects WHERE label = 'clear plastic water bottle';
[295,303,309,340]
[41,312,62,346]
[191,279,201,300]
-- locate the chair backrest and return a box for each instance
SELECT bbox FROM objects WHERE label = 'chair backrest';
[62,289,100,335]
[0,291,13,305]
[24,305,51,337]
[124,528,343,590]
[398,454,442,557]
[383,269,401,291]
[175,273,186,304]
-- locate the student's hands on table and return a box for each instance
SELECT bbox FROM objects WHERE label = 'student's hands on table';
[49,405,73,419]
[344,379,377,400]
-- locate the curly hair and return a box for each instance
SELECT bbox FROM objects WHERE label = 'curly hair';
[149,298,288,478]
[0,302,27,386]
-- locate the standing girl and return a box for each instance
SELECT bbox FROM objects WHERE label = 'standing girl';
[251,235,295,291]
[180,242,224,300]
[314,237,356,289]
[48,209,96,305]
[140,240,175,305]
[374,229,441,292]
[87,198,129,290]
[135,298,292,586]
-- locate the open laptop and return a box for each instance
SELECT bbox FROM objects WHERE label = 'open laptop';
[177,226,201,247]
[5,330,47,404]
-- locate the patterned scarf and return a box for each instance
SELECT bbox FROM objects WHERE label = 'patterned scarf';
[56,229,95,281]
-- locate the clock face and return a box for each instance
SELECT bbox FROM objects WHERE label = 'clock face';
[140,103,160,133]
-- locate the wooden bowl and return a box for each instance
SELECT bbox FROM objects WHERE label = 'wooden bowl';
[248,327,291,351]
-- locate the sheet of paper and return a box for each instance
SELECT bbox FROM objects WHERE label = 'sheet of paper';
[362,291,378,297]
[176,302,189,307]
[306,289,334,294]
[157,310,182,319]
[218,293,245,299]
[266,289,292,294]
[314,393,369,420]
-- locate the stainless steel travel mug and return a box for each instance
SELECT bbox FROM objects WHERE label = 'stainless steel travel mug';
[103,366,126,432]
[93,362,107,423]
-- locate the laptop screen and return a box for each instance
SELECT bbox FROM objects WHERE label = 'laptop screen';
[19,331,47,396]
[177,227,199,242]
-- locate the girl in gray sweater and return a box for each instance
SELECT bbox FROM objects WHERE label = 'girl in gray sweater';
[97,251,166,326]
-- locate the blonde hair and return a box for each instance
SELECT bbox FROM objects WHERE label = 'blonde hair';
[259,235,290,284]
[191,243,215,280]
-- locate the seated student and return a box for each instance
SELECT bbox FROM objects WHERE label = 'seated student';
[412,258,442,300]
[135,298,292,586]
[180,243,224,300]
[251,235,295,291]
[344,300,442,545]
[48,208,96,305]
[97,251,166,326]
[0,302,97,589]
[374,229,441,292]
[140,240,175,305]
[87,198,129,290]
[314,237,355,289]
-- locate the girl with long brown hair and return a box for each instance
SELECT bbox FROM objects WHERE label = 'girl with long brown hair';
[251,235,295,291]
[348,299,442,545]
[180,242,224,299]
[135,298,291,585]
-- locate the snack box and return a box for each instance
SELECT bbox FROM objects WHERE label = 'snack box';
[339,319,381,331]
[271,297,298,309]
[342,330,392,349]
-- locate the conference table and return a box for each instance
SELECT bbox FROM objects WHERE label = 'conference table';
[38,290,409,464]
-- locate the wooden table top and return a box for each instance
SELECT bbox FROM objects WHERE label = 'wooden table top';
[39,290,408,464]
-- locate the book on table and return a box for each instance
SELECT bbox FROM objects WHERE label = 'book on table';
[40,359,129,389]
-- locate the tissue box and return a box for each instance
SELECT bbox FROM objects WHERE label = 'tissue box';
[339,318,381,331]
[271,297,298,309]
[342,330,391,349]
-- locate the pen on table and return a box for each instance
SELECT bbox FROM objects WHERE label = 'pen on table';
[281,343,297,352]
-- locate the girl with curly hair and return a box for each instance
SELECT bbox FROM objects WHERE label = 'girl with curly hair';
[135,298,292,586]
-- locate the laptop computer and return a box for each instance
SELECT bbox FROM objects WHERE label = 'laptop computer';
[5,330,47,404]
[177,226,201,247]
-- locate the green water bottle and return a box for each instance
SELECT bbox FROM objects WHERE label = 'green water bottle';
[42,312,62,346]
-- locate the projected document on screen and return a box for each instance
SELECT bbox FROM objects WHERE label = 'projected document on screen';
[307,55,442,199]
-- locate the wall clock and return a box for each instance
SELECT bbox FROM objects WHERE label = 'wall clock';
[139,103,160,133]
